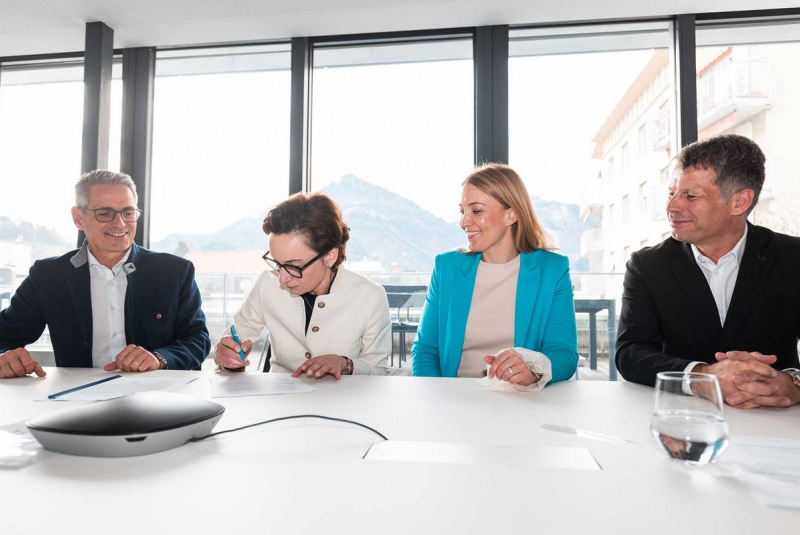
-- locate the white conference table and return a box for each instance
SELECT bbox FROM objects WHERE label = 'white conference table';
[1,368,798,535]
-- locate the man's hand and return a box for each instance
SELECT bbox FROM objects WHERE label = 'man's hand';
[104,345,162,372]
[0,348,46,378]
[708,351,798,408]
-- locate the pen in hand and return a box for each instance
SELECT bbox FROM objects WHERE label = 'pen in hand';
[229,324,247,362]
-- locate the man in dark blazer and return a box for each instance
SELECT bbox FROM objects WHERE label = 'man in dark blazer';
[616,135,800,409]
[0,170,210,378]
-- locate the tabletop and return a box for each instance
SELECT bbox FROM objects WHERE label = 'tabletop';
[1,368,798,535]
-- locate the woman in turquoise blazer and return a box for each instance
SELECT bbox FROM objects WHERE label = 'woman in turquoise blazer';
[412,164,578,388]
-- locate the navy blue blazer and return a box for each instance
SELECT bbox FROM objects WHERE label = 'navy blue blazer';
[0,242,210,370]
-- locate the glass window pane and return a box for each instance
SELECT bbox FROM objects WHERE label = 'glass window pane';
[510,23,675,380]
[697,19,800,237]
[108,60,123,172]
[0,59,84,353]
[150,44,291,343]
[310,38,474,280]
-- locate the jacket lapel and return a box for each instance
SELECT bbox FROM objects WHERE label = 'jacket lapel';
[123,243,140,343]
[514,252,540,346]
[445,254,480,376]
[66,245,93,364]
[721,225,772,345]
[669,243,723,338]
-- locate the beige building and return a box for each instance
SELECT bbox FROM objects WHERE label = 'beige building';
[589,41,800,274]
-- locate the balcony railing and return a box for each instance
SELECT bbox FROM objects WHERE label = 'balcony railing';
[698,59,772,130]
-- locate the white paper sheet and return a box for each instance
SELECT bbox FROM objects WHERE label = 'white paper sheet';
[47,375,197,401]
[724,435,800,509]
[209,373,314,398]
[365,440,601,470]
[0,421,43,468]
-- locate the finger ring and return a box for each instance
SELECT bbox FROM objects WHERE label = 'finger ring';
[132,361,139,366]
[507,366,515,375]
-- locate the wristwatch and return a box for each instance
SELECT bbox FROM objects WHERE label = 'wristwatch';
[786,369,800,389]
[153,352,168,369]
[343,356,354,375]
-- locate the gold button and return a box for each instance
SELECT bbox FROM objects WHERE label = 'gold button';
[311,326,319,333]
[304,352,311,359]
[318,301,326,308]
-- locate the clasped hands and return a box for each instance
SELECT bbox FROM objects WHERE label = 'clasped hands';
[215,336,350,379]
[483,348,540,387]
[0,345,164,378]
[696,351,800,409]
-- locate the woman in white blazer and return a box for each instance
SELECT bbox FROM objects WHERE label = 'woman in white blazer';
[214,193,391,378]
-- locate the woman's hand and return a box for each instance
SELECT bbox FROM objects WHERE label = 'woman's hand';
[214,335,253,370]
[292,354,348,379]
[484,349,540,387]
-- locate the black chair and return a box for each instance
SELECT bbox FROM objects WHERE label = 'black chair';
[382,285,427,367]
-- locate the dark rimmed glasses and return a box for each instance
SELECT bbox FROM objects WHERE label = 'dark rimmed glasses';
[80,207,142,222]
[262,250,326,278]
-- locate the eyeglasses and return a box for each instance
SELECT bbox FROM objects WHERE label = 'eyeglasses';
[262,250,326,278]
[81,207,143,222]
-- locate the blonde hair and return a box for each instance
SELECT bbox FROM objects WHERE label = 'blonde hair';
[462,163,552,253]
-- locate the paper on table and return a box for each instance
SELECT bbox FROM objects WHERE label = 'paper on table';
[723,435,800,509]
[365,440,600,470]
[210,373,314,398]
[49,376,197,401]
[0,421,43,468]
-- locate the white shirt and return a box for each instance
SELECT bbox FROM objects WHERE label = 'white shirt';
[88,249,131,368]
[685,226,747,374]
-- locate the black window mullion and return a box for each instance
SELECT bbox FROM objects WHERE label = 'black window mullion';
[121,47,156,248]
[289,37,311,194]
[474,25,509,165]
[673,14,698,148]
[79,21,114,247]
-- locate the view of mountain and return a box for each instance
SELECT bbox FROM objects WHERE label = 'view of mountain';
[0,216,73,260]
[150,174,587,272]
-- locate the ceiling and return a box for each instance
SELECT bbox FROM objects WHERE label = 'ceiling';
[1,0,797,57]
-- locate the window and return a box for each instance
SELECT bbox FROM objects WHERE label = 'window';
[639,181,648,217]
[621,142,629,170]
[622,194,630,223]
[509,22,675,288]
[0,59,86,330]
[310,37,474,281]
[637,124,647,157]
[697,18,800,237]
[149,44,292,342]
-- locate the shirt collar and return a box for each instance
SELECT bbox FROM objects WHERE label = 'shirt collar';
[691,224,748,267]
[87,247,132,274]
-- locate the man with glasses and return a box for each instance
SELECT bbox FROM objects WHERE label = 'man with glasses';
[0,170,210,378]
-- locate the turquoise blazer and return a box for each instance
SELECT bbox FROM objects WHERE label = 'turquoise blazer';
[411,250,578,383]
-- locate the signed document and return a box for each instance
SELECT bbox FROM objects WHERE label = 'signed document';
[210,373,314,398]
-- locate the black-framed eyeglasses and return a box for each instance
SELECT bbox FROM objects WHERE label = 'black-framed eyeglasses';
[262,250,326,278]
[80,207,142,222]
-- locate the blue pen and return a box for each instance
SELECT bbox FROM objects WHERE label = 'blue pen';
[229,324,247,362]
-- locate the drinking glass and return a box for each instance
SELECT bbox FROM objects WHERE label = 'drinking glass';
[650,372,729,465]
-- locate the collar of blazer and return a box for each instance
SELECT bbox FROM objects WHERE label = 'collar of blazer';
[69,240,141,270]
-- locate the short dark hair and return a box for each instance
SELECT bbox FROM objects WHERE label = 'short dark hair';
[262,193,350,269]
[676,134,765,215]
